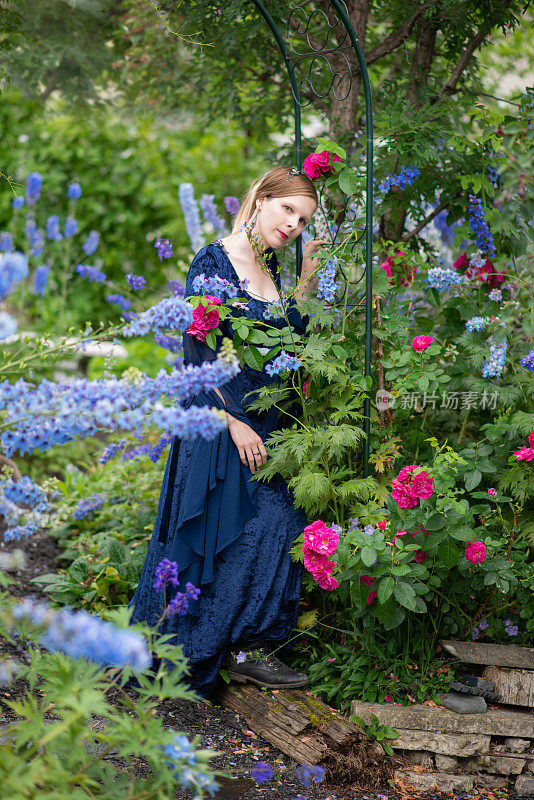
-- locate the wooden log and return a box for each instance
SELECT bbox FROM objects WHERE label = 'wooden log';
[483,666,534,708]
[441,640,534,669]
[351,701,534,738]
[215,684,393,788]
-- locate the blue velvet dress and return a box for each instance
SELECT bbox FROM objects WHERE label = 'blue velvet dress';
[129,242,309,699]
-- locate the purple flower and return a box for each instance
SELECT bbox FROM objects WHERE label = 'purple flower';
[505,625,519,636]
[68,182,82,200]
[167,279,185,297]
[46,215,62,241]
[82,230,100,256]
[236,650,247,664]
[76,264,106,284]
[178,183,205,252]
[155,237,173,261]
[224,196,241,215]
[164,592,189,617]
[251,762,274,784]
[468,195,496,259]
[73,494,107,520]
[185,582,201,600]
[317,256,338,303]
[349,517,359,530]
[200,194,228,236]
[265,349,302,377]
[106,293,131,312]
[126,273,146,291]
[520,350,534,371]
[363,524,375,535]
[478,619,489,630]
[471,627,480,640]
[12,196,25,210]
[154,334,182,353]
[294,764,326,787]
[153,558,179,592]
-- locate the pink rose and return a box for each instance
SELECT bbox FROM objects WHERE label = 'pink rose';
[360,574,375,588]
[391,465,433,509]
[385,694,392,703]
[413,549,428,563]
[410,470,434,499]
[529,432,534,448]
[316,573,339,591]
[303,520,339,556]
[379,258,392,278]
[412,335,434,351]
[465,540,487,564]
[303,150,341,179]
[488,488,497,498]
[303,550,333,574]
[515,447,534,462]
[186,295,222,342]
[378,520,387,530]
[453,252,469,272]
[391,482,418,509]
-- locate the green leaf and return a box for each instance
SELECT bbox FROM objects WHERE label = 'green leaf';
[378,576,394,604]
[393,582,418,611]
[205,330,217,351]
[464,469,482,491]
[424,513,446,531]
[418,375,429,392]
[438,539,460,569]
[361,546,378,567]
[243,344,264,371]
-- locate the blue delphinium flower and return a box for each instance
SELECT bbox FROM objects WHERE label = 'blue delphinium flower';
[2,475,48,511]
[64,216,78,238]
[163,734,218,795]
[482,336,507,379]
[149,434,172,463]
[13,599,151,671]
[263,299,284,320]
[68,181,82,200]
[122,443,153,461]
[294,764,326,787]
[155,237,173,261]
[468,195,496,258]
[0,232,13,252]
[73,494,107,519]
[167,278,185,297]
[25,172,43,205]
[265,349,302,376]
[178,183,205,252]
[426,267,465,293]
[153,558,179,592]
[99,439,126,465]
[465,316,489,333]
[164,592,190,617]
[378,165,420,194]
[469,250,486,269]
[251,762,274,784]
[224,196,241,214]
[0,309,17,339]
[200,194,228,236]
[486,164,499,186]
[76,264,106,283]
[34,265,50,296]
[82,230,100,256]
[126,273,146,291]
[185,582,201,600]
[12,195,25,210]
[106,293,130,312]
[317,256,338,303]
[154,333,182,353]
[46,215,62,241]
[122,296,193,337]
[488,288,502,302]
[519,350,534,371]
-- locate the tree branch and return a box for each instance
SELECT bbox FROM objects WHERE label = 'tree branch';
[365,3,433,64]
[434,0,515,101]
[401,198,449,242]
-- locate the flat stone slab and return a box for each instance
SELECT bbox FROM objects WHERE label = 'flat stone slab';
[351,701,534,738]
[394,769,474,793]
[515,775,534,796]
[393,729,490,756]
[442,640,534,669]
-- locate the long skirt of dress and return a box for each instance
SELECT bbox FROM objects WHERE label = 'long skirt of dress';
[129,436,306,698]
[129,241,309,699]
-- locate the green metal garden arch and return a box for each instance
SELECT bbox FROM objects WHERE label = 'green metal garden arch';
[249,0,374,477]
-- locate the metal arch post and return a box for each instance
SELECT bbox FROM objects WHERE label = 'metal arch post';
[249,0,304,280]
[249,0,373,478]
[328,0,373,479]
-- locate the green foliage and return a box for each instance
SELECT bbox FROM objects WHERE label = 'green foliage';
[350,713,399,757]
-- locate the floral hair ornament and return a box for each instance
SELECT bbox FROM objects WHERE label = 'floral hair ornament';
[286,167,305,181]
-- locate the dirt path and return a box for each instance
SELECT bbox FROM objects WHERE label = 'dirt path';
[0,530,510,800]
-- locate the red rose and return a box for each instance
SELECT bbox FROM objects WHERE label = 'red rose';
[303,150,342,179]
[186,295,222,342]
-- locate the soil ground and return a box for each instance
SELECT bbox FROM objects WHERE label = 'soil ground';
[0,530,518,800]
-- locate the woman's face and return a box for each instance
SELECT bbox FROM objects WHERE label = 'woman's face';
[255,194,317,250]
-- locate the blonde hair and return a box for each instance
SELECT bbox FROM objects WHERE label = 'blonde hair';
[232,166,318,234]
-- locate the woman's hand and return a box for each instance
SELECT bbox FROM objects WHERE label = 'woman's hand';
[227,416,267,474]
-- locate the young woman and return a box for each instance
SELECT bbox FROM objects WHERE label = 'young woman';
[129,165,328,700]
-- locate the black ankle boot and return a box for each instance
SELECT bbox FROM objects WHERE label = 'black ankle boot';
[226,646,309,689]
